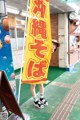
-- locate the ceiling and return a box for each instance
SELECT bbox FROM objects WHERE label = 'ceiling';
[50,0,80,13]
[6,0,80,15]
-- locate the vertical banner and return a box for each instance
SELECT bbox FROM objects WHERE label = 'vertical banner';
[0,16,16,96]
[22,0,52,84]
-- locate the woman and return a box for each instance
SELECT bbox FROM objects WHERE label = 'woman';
[30,39,60,108]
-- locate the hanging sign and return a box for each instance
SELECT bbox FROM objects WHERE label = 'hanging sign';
[22,0,52,84]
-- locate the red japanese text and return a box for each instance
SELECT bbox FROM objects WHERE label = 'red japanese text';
[31,19,47,39]
[28,59,47,77]
[30,39,47,58]
[33,0,46,18]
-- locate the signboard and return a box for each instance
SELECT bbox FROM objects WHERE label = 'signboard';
[0,71,24,119]
[73,25,80,35]
[22,0,52,84]
[0,16,16,96]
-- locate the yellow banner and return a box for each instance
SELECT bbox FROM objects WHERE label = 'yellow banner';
[22,0,52,84]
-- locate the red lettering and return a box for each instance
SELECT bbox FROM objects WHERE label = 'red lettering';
[33,0,46,18]
[28,59,47,77]
[31,19,47,39]
[30,39,47,58]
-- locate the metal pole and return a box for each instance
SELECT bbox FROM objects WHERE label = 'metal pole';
[14,26,18,50]
[18,0,30,104]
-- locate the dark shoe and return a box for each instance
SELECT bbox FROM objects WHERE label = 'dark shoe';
[40,98,48,106]
[34,100,44,108]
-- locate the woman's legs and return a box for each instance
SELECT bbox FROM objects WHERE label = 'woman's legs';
[39,84,48,106]
[30,84,37,101]
[39,84,44,98]
[30,84,44,108]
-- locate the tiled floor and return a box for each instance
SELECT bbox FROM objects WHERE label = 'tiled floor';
[20,62,80,120]
[12,49,80,120]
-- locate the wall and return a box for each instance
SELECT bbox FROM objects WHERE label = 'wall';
[50,14,58,39]
[50,14,59,66]
[58,14,68,68]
